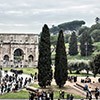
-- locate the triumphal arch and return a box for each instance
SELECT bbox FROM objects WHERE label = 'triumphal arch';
[0,33,38,68]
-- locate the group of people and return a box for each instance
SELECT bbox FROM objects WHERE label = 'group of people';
[0,69,33,95]
[84,84,100,100]
[29,90,54,100]
[29,89,74,100]
[67,76,77,83]
[81,76,91,83]
[59,90,74,100]
[94,87,100,100]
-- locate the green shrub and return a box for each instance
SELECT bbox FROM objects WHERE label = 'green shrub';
[68,60,89,74]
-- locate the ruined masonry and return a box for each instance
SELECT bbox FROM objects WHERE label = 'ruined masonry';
[0,33,38,68]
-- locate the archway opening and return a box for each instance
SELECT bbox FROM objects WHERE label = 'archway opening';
[28,55,34,62]
[14,48,24,62]
[4,55,9,61]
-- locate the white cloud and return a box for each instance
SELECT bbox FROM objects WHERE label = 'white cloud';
[4,10,24,15]
[0,0,100,33]
[0,3,9,7]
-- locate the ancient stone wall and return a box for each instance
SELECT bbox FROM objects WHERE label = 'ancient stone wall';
[0,33,38,68]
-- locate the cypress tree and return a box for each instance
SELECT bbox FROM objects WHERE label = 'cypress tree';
[80,31,86,56]
[54,30,68,88]
[80,30,93,56]
[38,24,52,88]
[69,31,78,55]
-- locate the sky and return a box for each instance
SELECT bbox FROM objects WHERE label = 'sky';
[0,0,100,34]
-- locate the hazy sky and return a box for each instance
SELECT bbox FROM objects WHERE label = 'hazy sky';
[0,0,100,34]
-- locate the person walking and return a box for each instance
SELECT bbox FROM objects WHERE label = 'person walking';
[50,90,54,100]
[95,87,99,100]
[89,91,92,100]
[0,68,2,84]
[70,94,74,100]
[86,91,89,99]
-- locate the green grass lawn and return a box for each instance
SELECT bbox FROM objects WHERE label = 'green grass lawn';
[54,90,83,99]
[3,67,97,77]
[0,90,29,99]
[69,72,100,77]
[67,54,94,60]
[3,67,38,75]
[3,67,99,77]
[69,72,93,77]
[29,83,40,88]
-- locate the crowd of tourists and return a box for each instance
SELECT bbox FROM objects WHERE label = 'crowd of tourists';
[81,76,91,83]
[0,68,100,100]
[84,84,100,100]
[29,90,53,100]
[67,76,77,82]
[0,68,36,95]
[59,90,74,100]
[29,89,74,100]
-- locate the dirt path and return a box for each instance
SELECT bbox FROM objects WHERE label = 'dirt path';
[51,79,86,97]
[51,76,100,98]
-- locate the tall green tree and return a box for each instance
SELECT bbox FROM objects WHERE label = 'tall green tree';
[90,54,100,77]
[89,23,100,33]
[95,17,100,24]
[80,30,93,56]
[69,31,78,55]
[90,29,100,42]
[78,26,89,35]
[54,30,68,88]
[38,24,52,88]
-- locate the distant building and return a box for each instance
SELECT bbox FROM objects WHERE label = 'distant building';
[0,33,38,68]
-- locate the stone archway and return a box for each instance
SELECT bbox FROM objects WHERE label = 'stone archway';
[28,55,34,62]
[3,55,9,61]
[3,55,9,67]
[14,48,24,63]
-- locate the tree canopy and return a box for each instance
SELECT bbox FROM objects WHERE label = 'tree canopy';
[78,26,89,35]
[89,23,100,33]
[50,20,85,34]
[90,29,100,42]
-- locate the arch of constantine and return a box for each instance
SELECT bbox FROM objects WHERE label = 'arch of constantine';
[0,33,38,68]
